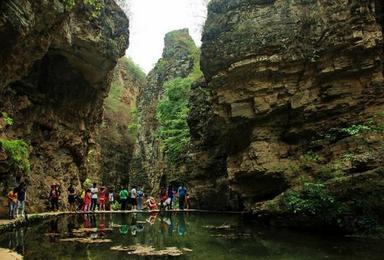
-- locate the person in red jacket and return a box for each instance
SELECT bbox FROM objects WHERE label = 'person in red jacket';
[99,187,107,211]
[83,189,91,212]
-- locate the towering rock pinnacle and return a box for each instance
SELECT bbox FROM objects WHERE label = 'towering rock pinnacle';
[133,28,199,193]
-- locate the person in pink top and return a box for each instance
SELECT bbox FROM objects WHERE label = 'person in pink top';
[83,189,91,212]
[99,187,107,211]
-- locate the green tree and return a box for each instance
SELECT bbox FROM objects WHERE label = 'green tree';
[0,139,30,172]
[156,78,193,163]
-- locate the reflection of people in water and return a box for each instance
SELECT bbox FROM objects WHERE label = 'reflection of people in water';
[7,227,27,255]
[99,214,106,237]
[119,224,129,235]
[160,216,168,235]
[83,214,91,229]
[90,214,97,228]
[15,228,26,255]
[130,213,138,236]
[108,213,114,229]
[168,213,174,236]
[48,218,59,242]
[90,214,98,239]
[177,213,187,236]
[146,212,158,225]
[49,218,59,234]
[67,216,75,236]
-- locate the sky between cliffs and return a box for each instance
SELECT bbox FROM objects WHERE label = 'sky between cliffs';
[126,0,208,73]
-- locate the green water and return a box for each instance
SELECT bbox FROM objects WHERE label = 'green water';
[0,212,383,259]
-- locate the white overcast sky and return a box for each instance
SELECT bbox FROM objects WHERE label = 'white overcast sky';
[125,0,208,73]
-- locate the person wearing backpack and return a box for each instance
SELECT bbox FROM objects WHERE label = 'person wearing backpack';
[177,185,187,210]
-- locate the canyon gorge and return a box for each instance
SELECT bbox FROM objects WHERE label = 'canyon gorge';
[0,0,383,234]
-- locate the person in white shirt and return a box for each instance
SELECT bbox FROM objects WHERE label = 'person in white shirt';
[90,183,98,211]
[130,186,137,210]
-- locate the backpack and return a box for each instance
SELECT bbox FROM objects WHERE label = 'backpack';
[179,187,187,197]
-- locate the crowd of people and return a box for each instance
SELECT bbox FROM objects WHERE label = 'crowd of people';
[43,182,190,213]
[5,181,190,218]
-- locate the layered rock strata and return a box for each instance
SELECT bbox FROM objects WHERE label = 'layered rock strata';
[0,0,129,211]
[190,0,384,228]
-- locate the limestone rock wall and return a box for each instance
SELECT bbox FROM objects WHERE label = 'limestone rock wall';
[98,57,144,188]
[0,0,129,211]
[133,29,197,194]
[190,0,384,225]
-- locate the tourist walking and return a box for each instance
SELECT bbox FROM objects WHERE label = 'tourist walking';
[177,185,187,210]
[67,184,76,212]
[130,186,137,210]
[99,186,107,211]
[90,183,98,211]
[16,183,26,217]
[119,186,129,210]
[7,187,18,219]
[49,184,60,211]
[137,187,144,210]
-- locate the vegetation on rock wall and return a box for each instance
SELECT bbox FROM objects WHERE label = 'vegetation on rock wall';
[0,113,30,173]
[155,34,202,164]
[156,77,193,163]
[99,56,145,188]
[64,0,104,17]
[0,139,30,173]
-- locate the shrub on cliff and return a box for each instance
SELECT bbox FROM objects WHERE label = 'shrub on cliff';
[0,139,30,172]
[284,183,346,225]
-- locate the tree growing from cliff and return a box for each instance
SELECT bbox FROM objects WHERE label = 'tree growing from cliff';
[156,77,193,163]
[0,139,30,173]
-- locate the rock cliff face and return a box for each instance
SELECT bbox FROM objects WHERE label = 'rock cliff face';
[0,0,129,211]
[133,29,198,193]
[190,0,384,230]
[98,57,144,187]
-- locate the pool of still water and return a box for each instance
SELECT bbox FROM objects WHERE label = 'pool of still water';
[0,212,383,259]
